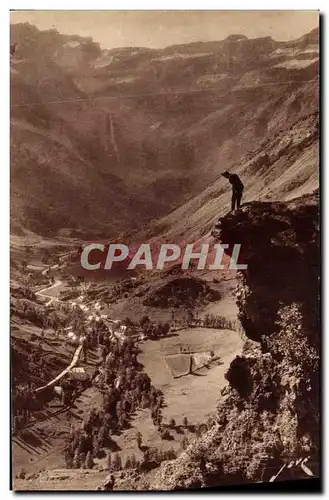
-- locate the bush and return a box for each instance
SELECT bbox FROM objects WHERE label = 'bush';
[169,418,176,429]
[160,429,172,440]
[18,468,26,479]
[225,356,253,396]
[270,303,319,372]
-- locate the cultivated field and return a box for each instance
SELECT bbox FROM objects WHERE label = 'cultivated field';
[13,324,243,490]
[139,327,243,424]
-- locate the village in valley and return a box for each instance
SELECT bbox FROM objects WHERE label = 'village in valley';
[12,240,241,488]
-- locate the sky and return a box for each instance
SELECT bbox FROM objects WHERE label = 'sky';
[10,10,319,50]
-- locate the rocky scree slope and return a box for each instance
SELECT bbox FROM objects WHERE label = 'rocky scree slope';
[149,191,319,490]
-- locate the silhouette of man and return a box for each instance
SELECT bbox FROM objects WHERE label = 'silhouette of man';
[221,171,244,211]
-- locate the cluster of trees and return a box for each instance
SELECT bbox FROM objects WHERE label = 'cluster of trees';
[129,316,171,340]
[12,382,52,431]
[12,295,84,334]
[59,289,81,301]
[67,444,179,473]
[60,375,89,406]
[139,447,177,470]
[108,448,174,472]
[12,299,46,328]
[11,284,35,300]
[64,334,164,468]
[168,311,236,332]
[13,406,50,432]
[144,278,221,309]
[41,247,54,264]
[11,339,53,428]
[13,408,32,432]
[86,278,143,305]
[12,301,93,428]
[202,313,236,330]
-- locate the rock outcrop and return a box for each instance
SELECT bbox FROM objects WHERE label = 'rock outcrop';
[218,190,319,345]
[150,191,319,490]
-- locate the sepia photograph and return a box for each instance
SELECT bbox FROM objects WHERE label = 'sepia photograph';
[10,9,320,491]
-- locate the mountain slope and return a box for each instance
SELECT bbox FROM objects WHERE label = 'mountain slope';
[11,24,318,238]
[145,98,318,243]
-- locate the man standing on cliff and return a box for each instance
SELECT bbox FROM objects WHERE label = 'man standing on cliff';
[221,171,244,211]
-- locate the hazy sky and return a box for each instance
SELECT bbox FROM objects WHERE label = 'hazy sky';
[10,10,319,49]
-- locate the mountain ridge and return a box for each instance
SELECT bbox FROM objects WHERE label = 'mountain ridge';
[10,24,318,239]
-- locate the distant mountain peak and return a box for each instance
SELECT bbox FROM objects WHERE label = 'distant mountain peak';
[225,34,248,42]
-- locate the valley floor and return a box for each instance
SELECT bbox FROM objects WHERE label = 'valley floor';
[13,324,242,491]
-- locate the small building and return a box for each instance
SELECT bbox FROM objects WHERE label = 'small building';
[54,386,63,397]
[67,332,78,343]
[71,367,88,381]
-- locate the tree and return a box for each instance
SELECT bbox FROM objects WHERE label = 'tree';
[169,418,176,429]
[124,317,134,327]
[181,436,188,450]
[130,453,137,469]
[92,435,101,458]
[195,424,202,438]
[65,450,74,468]
[79,452,86,469]
[82,338,88,363]
[85,451,94,469]
[106,452,112,471]
[157,412,163,427]
[140,315,150,327]
[160,429,171,440]
[73,449,80,468]
[18,468,26,479]
[163,322,170,335]
[113,452,122,471]
[136,431,142,449]
[13,415,20,432]
[164,448,177,461]
[141,394,150,409]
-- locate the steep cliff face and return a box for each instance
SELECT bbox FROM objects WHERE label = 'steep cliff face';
[217,191,319,345]
[151,191,319,490]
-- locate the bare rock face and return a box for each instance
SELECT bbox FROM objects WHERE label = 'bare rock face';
[150,192,319,490]
[216,191,319,346]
